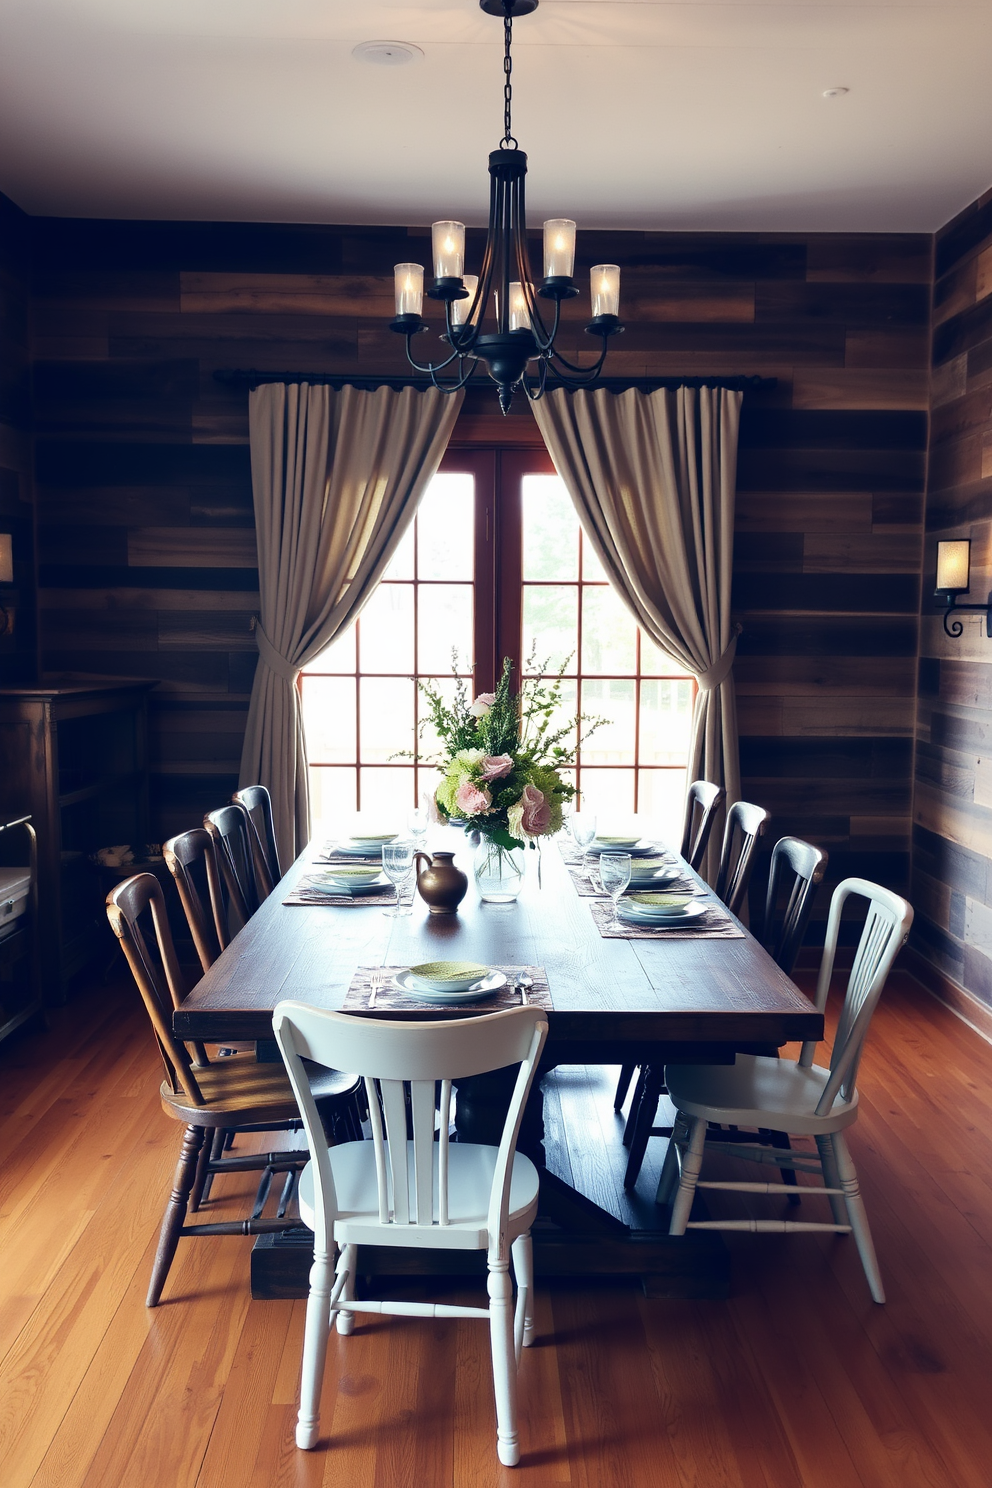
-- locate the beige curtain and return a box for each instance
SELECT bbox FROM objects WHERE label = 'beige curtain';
[532,385,742,878]
[240,382,463,867]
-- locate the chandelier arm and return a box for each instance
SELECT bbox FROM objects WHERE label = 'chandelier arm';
[429,356,481,394]
[544,335,612,380]
[403,336,466,377]
[512,172,552,345]
[522,358,549,402]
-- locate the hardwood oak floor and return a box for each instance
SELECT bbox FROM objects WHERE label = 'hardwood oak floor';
[1,968,991,1488]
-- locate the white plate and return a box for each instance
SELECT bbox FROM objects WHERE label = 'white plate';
[618,899,707,926]
[333,842,384,859]
[309,876,387,896]
[393,969,508,1003]
[587,839,663,858]
[627,864,682,887]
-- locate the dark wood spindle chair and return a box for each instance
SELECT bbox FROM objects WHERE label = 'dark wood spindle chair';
[231,784,281,895]
[204,804,259,932]
[163,826,365,1208]
[613,778,727,1118]
[680,778,726,872]
[713,799,771,916]
[107,872,313,1306]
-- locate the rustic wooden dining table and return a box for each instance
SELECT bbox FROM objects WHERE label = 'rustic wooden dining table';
[173,831,822,1299]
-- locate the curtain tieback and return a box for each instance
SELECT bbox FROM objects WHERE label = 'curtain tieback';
[255,624,300,685]
[696,634,738,691]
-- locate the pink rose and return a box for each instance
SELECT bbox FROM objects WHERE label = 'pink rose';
[519,783,551,836]
[469,692,497,718]
[479,753,513,782]
[455,779,492,816]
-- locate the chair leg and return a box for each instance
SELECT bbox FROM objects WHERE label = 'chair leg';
[335,1242,357,1336]
[832,1131,885,1304]
[655,1111,688,1207]
[613,1062,636,1113]
[768,1129,801,1204]
[488,1260,520,1467]
[147,1124,204,1307]
[188,1126,213,1212]
[511,1231,535,1359]
[623,1065,664,1189]
[199,1127,228,1206]
[815,1134,847,1228]
[621,1066,649,1147]
[296,1248,335,1449]
[668,1115,706,1236]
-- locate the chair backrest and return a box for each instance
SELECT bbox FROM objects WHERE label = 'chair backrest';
[762,835,828,976]
[274,1002,548,1260]
[713,799,770,916]
[106,872,209,1103]
[204,805,258,928]
[231,784,280,893]
[804,877,914,1114]
[681,779,726,871]
[163,827,228,974]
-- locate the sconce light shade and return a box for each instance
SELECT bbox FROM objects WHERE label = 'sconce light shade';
[936,538,970,595]
[0,533,12,586]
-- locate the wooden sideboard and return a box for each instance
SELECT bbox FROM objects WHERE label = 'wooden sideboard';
[0,681,155,1001]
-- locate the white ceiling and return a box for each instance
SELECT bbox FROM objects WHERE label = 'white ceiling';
[1,0,991,232]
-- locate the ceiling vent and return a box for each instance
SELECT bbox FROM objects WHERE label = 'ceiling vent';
[352,41,424,67]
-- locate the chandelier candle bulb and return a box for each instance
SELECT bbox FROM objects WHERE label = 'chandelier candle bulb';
[451,274,479,327]
[591,264,621,319]
[432,221,465,280]
[394,263,424,317]
[543,219,576,279]
[508,281,530,332]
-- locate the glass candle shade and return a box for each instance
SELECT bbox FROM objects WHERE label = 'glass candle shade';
[0,532,12,585]
[936,539,971,594]
[394,263,424,317]
[432,221,465,279]
[508,281,531,332]
[543,219,576,278]
[451,274,479,327]
[590,263,621,318]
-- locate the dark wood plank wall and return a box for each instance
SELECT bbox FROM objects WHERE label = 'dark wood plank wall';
[0,192,35,684]
[27,218,928,924]
[915,184,992,1007]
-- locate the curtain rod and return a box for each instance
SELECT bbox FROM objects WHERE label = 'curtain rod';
[213,370,776,394]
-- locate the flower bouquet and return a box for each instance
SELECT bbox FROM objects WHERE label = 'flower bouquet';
[417,656,601,901]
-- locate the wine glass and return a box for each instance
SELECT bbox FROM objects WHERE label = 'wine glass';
[570,810,597,863]
[598,852,631,925]
[407,804,429,851]
[382,842,415,917]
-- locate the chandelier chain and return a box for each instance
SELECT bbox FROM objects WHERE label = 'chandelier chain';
[501,2,517,149]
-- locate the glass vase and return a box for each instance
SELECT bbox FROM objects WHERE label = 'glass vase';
[473,839,526,904]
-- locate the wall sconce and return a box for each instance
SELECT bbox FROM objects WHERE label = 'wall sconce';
[935,538,992,638]
[0,532,13,638]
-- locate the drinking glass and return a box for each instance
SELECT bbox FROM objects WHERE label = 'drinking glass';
[382,841,415,917]
[598,852,631,924]
[570,810,597,862]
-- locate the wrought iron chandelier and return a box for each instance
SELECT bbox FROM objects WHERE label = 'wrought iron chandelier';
[388,0,624,414]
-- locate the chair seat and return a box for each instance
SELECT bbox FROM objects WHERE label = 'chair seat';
[160,1052,301,1127]
[298,1140,541,1251]
[665,1054,858,1136]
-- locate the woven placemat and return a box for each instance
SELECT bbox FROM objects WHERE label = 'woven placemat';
[283,872,399,908]
[588,899,744,941]
[342,964,552,1016]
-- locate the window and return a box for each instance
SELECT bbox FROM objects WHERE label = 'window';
[301,449,693,832]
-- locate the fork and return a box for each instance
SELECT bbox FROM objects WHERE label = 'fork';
[368,969,383,1008]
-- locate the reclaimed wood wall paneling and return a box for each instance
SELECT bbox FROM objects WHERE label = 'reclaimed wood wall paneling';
[29,219,927,885]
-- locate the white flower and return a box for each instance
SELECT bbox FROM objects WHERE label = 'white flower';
[468,699,491,718]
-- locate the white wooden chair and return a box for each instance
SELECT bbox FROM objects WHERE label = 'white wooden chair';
[273,1001,549,1465]
[658,877,913,1302]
